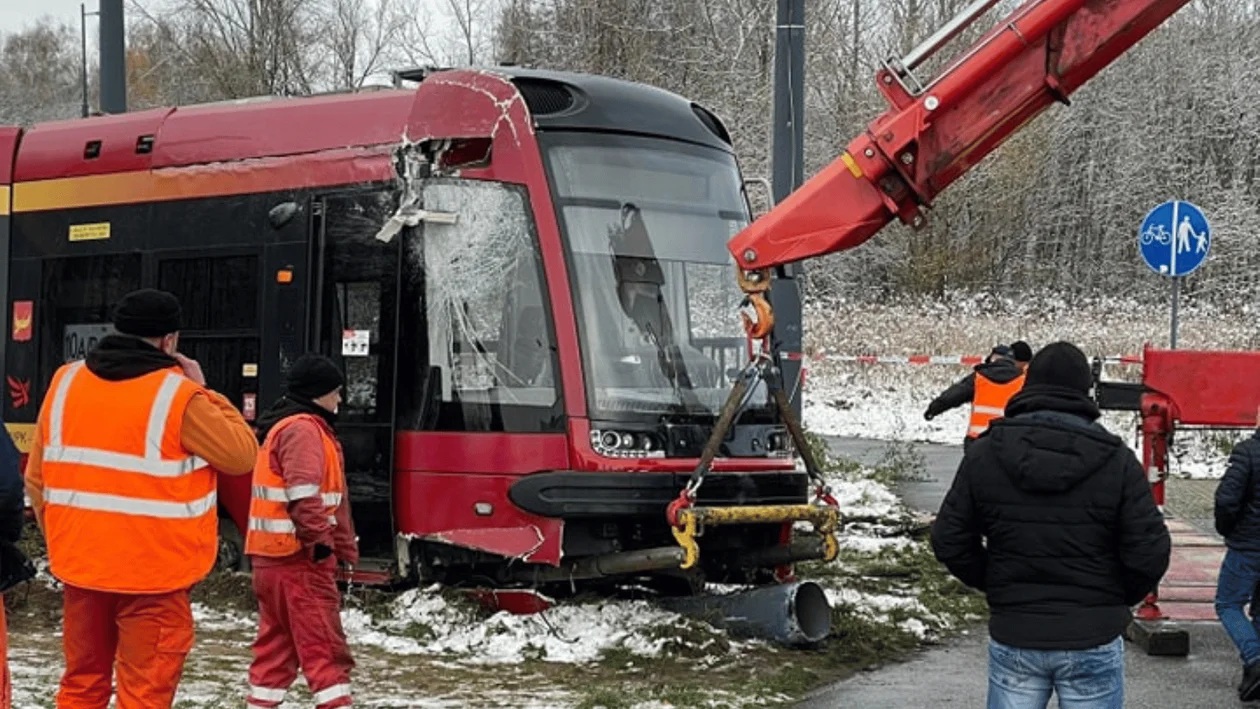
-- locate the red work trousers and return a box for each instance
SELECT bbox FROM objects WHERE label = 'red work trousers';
[247,557,354,709]
[57,584,194,709]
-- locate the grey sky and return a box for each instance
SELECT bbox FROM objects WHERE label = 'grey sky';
[0,0,97,35]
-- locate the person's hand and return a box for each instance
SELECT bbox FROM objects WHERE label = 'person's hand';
[173,353,206,386]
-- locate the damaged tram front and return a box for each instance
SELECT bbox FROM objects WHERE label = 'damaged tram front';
[1,67,830,596]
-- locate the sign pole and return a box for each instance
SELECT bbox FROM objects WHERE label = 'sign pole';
[1170,276,1180,350]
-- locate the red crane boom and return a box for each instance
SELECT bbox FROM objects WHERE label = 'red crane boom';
[728,0,1193,276]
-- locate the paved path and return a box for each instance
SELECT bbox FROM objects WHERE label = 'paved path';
[809,438,1240,709]
[797,622,1244,709]
[823,436,960,514]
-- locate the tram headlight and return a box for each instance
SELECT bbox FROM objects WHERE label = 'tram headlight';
[590,429,664,458]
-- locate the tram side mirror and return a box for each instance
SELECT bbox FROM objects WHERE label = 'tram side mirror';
[268,202,301,230]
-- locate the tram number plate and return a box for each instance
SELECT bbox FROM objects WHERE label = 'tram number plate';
[64,323,114,363]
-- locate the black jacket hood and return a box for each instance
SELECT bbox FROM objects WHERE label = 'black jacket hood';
[974,359,1023,384]
[987,411,1124,494]
[84,335,179,381]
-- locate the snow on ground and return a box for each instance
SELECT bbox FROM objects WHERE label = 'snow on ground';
[802,295,1259,480]
[341,588,743,664]
[7,459,950,709]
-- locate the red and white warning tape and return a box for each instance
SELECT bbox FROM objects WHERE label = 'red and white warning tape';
[803,353,1143,366]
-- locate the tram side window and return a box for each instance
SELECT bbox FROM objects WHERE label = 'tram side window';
[158,255,261,409]
[399,179,561,432]
[40,255,142,388]
[158,256,260,331]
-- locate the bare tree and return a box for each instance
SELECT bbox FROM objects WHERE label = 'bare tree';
[0,19,83,125]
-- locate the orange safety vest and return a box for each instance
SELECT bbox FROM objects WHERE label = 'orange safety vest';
[244,414,345,558]
[40,361,217,594]
[968,373,1026,439]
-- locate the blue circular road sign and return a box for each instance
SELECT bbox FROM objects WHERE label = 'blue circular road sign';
[1138,200,1211,277]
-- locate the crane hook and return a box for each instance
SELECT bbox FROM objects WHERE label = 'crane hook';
[741,293,775,340]
[736,268,774,340]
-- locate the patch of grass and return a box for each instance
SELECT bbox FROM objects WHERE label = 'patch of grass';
[597,645,638,670]
[654,683,709,707]
[755,662,822,698]
[870,439,930,485]
[575,687,636,709]
[16,520,46,562]
[803,430,863,475]
[4,576,62,632]
[190,570,257,613]
[1211,431,1247,458]
[400,619,437,642]
[824,602,920,668]
[354,586,402,623]
[646,618,733,659]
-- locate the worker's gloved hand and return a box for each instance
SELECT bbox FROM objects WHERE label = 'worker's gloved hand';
[311,543,334,563]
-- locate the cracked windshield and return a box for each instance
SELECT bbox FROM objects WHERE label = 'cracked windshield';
[544,134,758,418]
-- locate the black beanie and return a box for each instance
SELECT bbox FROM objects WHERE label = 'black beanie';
[1024,341,1092,394]
[112,289,182,338]
[1011,341,1033,363]
[286,354,344,400]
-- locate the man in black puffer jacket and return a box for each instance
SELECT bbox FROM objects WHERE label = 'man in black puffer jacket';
[1214,417,1260,700]
[932,341,1170,709]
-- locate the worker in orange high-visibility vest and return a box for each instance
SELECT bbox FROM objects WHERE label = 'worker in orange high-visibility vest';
[23,289,259,709]
[245,354,357,709]
[924,345,1027,450]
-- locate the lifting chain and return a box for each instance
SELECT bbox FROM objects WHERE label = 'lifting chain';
[666,268,837,531]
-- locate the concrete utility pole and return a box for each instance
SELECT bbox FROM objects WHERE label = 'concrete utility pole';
[98,0,126,114]
[771,0,805,413]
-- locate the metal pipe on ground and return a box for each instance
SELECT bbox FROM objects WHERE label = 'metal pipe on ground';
[658,580,832,646]
[521,546,687,583]
[737,536,826,567]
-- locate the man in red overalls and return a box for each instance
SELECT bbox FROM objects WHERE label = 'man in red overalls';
[244,354,357,709]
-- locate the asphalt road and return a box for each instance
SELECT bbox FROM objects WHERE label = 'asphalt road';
[797,621,1244,709]
[805,437,1244,709]
[822,436,960,513]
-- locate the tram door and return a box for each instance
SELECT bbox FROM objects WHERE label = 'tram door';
[308,191,401,562]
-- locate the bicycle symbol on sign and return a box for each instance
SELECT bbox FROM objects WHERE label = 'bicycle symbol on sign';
[1141,223,1171,246]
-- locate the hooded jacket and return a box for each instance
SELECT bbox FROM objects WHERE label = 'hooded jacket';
[931,386,1171,650]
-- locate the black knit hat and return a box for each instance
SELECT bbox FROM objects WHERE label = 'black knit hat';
[1024,341,1092,394]
[112,289,182,338]
[989,345,1014,362]
[1011,341,1033,363]
[286,354,344,400]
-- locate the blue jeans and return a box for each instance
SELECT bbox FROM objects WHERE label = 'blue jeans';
[987,637,1124,709]
[1215,547,1260,665]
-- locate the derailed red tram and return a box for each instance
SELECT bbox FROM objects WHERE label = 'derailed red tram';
[0,68,829,598]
